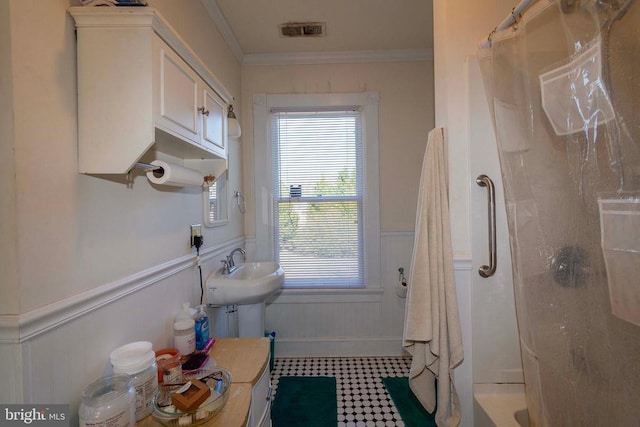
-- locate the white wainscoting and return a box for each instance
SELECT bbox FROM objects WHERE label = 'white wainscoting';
[0,237,242,416]
[2,231,474,424]
[263,231,473,357]
[0,342,23,403]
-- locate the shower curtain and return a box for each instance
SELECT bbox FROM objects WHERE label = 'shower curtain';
[478,0,640,425]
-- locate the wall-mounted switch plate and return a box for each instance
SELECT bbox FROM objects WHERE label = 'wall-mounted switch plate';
[191,224,202,247]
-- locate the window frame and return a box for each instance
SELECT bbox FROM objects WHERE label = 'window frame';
[253,92,381,289]
[272,109,364,287]
[202,170,229,228]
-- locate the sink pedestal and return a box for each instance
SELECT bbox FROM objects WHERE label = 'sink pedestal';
[210,303,267,338]
[237,302,266,337]
[205,261,283,338]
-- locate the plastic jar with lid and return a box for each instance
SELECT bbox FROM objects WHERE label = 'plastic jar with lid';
[174,318,196,356]
[110,341,159,421]
[79,374,136,427]
[155,348,182,384]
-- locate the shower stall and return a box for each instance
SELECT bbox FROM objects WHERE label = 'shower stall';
[478,0,640,425]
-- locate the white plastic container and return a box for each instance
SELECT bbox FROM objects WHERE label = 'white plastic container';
[79,374,136,427]
[110,341,158,421]
[174,318,196,356]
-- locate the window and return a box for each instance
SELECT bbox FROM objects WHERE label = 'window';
[272,110,363,286]
[253,93,381,289]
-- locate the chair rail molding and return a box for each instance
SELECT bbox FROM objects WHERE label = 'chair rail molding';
[0,237,245,344]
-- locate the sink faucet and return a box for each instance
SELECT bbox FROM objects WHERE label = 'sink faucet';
[222,248,246,274]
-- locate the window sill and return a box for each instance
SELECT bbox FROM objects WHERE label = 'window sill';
[205,219,229,228]
[268,287,384,304]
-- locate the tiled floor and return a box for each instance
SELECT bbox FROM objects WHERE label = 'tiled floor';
[271,356,412,427]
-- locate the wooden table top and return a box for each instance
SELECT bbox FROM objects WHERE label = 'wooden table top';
[210,337,270,386]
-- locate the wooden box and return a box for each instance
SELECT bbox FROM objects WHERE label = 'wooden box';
[171,379,211,412]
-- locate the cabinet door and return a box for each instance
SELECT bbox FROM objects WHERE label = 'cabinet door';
[251,364,271,427]
[156,45,200,144]
[202,87,227,158]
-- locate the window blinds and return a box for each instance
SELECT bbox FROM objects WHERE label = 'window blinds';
[271,110,364,287]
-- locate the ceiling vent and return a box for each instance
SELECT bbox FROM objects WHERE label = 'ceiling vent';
[279,22,326,38]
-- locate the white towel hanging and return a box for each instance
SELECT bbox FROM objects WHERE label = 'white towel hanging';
[403,127,464,427]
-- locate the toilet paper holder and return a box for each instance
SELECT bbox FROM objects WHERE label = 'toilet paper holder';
[398,267,407,286]
[397,267,408,298]
[134,161,162,171]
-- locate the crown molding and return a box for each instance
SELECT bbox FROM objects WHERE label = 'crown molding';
[201,0,244,63]
[243,48,434,66]
[200,1,433,67]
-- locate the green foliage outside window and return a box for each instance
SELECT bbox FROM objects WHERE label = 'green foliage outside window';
[278,168,359,257]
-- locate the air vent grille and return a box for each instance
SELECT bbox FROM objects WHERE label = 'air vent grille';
[279,22,326,37]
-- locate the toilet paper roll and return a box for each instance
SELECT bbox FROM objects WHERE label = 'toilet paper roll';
[396,283,408,298]
[146,160,204,188]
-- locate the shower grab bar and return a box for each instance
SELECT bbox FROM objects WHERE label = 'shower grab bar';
[476,174,497,278]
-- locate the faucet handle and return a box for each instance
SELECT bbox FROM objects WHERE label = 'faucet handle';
[220,259,230,274]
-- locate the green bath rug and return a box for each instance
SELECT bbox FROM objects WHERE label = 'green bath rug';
[272,376,338,427]
[382,376,437,427]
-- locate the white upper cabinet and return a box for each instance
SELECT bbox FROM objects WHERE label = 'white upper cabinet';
[202,88,227,157]
[156,42,201,144]
[69,6,231,174]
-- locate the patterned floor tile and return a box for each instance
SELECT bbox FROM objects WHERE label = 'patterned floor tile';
[271,356,412,427]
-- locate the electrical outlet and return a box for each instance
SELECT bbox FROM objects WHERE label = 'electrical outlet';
[190,224,202,247]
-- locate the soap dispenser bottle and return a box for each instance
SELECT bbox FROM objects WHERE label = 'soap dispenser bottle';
[194,305,209,351]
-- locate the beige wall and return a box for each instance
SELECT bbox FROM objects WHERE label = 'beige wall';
[241,60,434,235]
[1,0,242,405]
[0,0,18,315]
[4,0,242,314]
[433,0,514,255]
[11,0,84,313]
[433,1,521,425]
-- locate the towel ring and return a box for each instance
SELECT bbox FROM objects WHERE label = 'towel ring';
[234,191,246,214]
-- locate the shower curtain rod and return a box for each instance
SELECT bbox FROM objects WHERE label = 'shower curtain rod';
[479,0,535,48]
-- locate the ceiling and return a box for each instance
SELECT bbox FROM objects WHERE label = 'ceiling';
[205,0,434,64]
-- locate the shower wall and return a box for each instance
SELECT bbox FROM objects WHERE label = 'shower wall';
[480,1,640,425]
[433,1,523,425]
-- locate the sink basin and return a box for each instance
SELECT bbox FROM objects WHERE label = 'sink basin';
[207,262,284,306]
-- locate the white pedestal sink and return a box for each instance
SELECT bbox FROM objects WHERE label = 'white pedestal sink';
[206,262,284,337]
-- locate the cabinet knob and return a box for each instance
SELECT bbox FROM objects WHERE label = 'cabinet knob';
[198,106,210,116]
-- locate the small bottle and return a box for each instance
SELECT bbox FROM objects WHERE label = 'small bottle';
[195,305,210,351]
[174,318,196,356]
